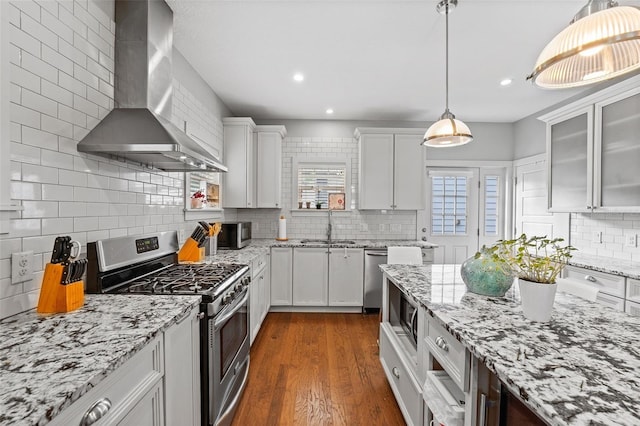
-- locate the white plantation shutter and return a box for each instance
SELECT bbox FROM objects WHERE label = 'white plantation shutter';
[297,166,346,206]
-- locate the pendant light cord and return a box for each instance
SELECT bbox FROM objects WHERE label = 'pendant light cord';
[445,1,449,112]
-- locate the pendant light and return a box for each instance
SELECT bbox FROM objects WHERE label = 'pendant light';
[527,0,640,89]
[423,0,473,148]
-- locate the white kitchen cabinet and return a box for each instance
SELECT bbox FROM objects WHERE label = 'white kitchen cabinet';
[293,247,329,305]
[541,75,640,212]
[164,307,201,426]
[271,247,293,306]
[256,125,286,208]
[356,128,425,210]
[222,117,256,208]
[328,248,364,306]
[49,336,165,426]
[250,252,271,344]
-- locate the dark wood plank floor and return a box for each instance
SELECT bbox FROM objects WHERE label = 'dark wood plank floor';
[232,312,406,426]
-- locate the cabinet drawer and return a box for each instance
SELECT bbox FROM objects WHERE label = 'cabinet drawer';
[564,266,625,298]
[626,300,640,316]
[596,292,625,311]
[626,278,640,302]
[421,249,434,264]
[380,324,422,426]
[50,336,164,426]
[251,253,268,278]
[425,316,469,392]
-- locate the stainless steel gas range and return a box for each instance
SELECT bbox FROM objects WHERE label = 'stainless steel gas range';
[86,231,250,426]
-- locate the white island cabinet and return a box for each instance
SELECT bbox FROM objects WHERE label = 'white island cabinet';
[49,304,201,426]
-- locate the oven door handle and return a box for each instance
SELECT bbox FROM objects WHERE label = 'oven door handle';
[214,290,249,330]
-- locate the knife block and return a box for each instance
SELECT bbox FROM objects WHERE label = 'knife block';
[37,263,84,314]
[178,238,205,262]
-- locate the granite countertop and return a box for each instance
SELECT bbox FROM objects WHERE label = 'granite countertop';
[381,264,640,426]
[568,253,640,280]
[0,294,201,426]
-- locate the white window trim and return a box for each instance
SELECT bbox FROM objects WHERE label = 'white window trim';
[291,156,352,215]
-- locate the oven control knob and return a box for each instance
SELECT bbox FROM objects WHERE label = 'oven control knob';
[243,277,251,286]
[223,292,234,304]
[235,283,243,292]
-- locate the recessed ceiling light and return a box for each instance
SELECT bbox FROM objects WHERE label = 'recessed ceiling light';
[500,78,513,87]
[293,73,304,82]
[326,108,334,115]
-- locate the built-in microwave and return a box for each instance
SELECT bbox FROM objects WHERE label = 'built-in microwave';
[215,222,252,249]
[388,281,419,349]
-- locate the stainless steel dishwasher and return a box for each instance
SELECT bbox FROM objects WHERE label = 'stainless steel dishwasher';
[364,249,387,312]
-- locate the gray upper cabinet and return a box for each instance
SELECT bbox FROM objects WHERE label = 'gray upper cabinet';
[541,75,640,213]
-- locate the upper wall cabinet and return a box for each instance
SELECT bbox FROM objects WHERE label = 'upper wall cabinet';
[355,128,425,210]
[255,125,286,208]
[541,75,640,213]
[223,118,256,208]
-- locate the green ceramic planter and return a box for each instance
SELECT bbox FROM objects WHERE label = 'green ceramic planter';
[461,248,515,297]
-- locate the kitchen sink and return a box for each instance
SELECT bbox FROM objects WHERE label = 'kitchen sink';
[300,239,357,245]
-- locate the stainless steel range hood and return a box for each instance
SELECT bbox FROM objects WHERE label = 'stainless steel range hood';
[77,0,227,173]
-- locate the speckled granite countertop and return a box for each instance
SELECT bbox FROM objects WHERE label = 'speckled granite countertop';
[568,253,640,280]
[380,264,640,426]
[0,294,201,426]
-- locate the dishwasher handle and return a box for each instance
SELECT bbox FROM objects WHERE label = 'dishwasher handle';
[366,252,388,257]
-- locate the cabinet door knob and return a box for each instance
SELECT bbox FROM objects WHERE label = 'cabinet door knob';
[435,336,449,352]
[585,275,597,283]
[80,398,112,426]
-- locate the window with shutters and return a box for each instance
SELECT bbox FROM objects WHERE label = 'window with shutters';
[186,172,221,210]
[293,158,350,211]
[484,175,500,236]
[430,175,468,235]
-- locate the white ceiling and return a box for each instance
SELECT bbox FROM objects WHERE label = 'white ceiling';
[168,0,630,123]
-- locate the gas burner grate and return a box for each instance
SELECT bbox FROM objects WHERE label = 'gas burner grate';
[122,263,246,295]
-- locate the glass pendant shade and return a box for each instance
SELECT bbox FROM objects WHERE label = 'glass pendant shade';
[528,5,640,88]
[423,111,473,147]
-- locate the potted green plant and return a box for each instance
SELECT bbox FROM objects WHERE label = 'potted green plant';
[315,201,323,209]
[486,234,576,322]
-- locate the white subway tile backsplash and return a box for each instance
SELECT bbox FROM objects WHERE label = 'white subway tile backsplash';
[59,71,87,97]
[99,216,118,229]
[22,126,58,151]
[41,149,74,170]
[11,141,41,165]
[41,115,74,138]
[22,163,58,184]
[10,103,40,128]
[10,218,42,238]
[42,44,74,75]
[37,1,61,22]
[58,104,86,127]
[10,181,41,200]
[58,4,88,38]
[73,62,99,89]
[59,201,87,217]
[73,1,99,33]
[73,186,100,202]
[87,28,109,55]
[22,89,58,118]
[73,156,99,173]
[42,183,73,201]
[74,216,97,232]
[42,218,74,233]
[41,80,74,107]
[59,169,87,186]
[86,86,109,109]
[21,13,57,50]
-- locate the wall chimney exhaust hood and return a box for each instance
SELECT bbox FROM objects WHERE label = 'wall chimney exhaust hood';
[77,0,227,173]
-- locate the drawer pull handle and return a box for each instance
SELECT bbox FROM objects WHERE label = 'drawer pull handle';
[435,336,449,352]
[197,312,205,320]
[585,275,597,283]
[80,398,112,426]
[392,367,400,378]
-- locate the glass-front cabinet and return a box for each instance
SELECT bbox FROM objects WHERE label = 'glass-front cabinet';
[547,106,593,212]
[543,76,640,213]
[595,89,640,210]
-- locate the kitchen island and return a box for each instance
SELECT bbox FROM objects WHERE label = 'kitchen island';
[0,294,201,425]
[381,264,640,426]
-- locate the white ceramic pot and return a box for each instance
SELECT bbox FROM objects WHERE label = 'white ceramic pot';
[518,278,558,322]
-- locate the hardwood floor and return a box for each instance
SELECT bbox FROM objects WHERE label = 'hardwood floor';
[232,312,406,426]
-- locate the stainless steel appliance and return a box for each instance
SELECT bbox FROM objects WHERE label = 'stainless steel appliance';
[364,249,387,311]
[364,247,433,312]
[476,362,546,425]
[86,231,250,426]
[216,222,252,249]
[77,0,227,173]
